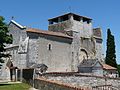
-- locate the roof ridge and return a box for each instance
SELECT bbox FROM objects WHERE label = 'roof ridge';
[10,20,26,29]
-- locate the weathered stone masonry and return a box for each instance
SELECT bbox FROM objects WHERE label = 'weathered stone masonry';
[0,12,104,81]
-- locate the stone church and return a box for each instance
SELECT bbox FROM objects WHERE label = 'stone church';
[0,13,105,80]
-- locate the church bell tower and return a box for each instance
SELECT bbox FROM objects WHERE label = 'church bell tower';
[48,13,93,38]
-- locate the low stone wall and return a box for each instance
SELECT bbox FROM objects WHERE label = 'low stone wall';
[34,78,90,90]
[40,72,120,89]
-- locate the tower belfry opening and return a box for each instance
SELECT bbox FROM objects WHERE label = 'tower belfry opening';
[48,13,92,25]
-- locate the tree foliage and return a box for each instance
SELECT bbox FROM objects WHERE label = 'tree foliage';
[105,28,117,68]
[0,16,13,63]
[117,65,120,76]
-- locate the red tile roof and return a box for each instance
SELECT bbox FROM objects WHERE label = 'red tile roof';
[102,64,117,70]
[26,28,73,39]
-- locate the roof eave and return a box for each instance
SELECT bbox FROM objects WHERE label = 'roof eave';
[26,29,73,39]
[48,12,92,21]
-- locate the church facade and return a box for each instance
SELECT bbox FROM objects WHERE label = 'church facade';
[0,13,104,80]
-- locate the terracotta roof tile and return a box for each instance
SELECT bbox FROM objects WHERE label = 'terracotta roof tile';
[26,28,73,39]
[102,64,117,70]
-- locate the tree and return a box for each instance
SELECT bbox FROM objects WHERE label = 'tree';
[117,64,120,76]
[105,28,117,68]
[0,16,12,63]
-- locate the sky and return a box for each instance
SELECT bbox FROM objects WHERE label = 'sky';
[0,0,120,64]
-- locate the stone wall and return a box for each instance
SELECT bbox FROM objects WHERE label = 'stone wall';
[80,37,95,59]
[27,33,39,67]
[0,62,10,80]
[71,32,80,71]
[48,20,72,32]
[40,72,120,89]
[38,34,72,72]
[8,22,28,69]
[34,78,90,90]
[95,38,103,60]
[8,22,27,45]
[27,32,73,72]
[72,20,92,38]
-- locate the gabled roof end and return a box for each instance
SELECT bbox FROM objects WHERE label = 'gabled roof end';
[10,20,26,29]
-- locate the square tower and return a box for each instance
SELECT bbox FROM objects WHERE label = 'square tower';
[48,13,93,38]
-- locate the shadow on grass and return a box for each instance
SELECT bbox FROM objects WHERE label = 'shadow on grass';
[0,83,12,86]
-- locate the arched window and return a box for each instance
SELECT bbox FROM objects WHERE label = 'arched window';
[79,49,88,61]
[48,43,52,51]
[81,49,88,57]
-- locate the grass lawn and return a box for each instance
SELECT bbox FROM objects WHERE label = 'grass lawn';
[0,82,31,90]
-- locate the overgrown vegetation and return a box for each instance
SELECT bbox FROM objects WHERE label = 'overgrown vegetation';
[0,83,31,90]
